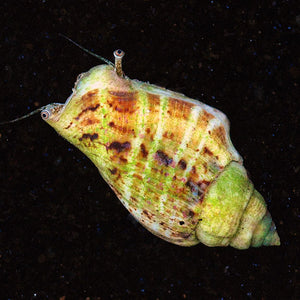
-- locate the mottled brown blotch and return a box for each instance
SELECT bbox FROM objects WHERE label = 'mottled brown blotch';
[109,168,118,175]
[108,91,137,113]
[178,159,187,170]
[179,232,192,239]
[192,166,197,174]
[140,144,148,158]
[169,98,195,120]
[78,89,101,114]
[133,173,143,180]
[212,126,227,145]
[202,110,215,124]
[108,141,131,153]
[82,89,99,103]
[188,210,195,218]
[64,122,73,129]
[75,104,100,120]
[155,150,173,167]
[120,156,128,163]
[79,133,98,141]
[186,179,206,202]
[108,122,134,135]
[147,93,161,108]
[80,118,99,126]
[163,131,175,139]
[143,210,154,220]
[203,146,214,156]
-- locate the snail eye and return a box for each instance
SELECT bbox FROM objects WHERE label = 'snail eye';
[114,49,125,58]
[41,109,51,120]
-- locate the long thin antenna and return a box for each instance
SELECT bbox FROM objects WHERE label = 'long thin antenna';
[59,34,114,67]
[0,107,45,125]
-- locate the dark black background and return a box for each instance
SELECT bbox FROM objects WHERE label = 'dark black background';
[0,1,298,299]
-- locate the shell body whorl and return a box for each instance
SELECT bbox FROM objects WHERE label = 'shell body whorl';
[44,64,280,249]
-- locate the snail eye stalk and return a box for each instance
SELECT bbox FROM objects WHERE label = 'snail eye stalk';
[113,49,125,77]
[41,109,51,120]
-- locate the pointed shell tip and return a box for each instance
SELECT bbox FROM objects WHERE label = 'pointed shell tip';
[270,231,281,246]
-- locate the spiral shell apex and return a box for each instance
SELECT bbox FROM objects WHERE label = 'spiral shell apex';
[42,58,280,249]
[196,162,280,249]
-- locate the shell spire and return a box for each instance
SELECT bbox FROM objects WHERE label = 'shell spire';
[195,162,280,249]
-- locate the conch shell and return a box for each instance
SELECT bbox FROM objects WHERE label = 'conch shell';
[41,51,280,249]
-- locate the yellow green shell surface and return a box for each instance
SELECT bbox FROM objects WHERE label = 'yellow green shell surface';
[43,65,280,249]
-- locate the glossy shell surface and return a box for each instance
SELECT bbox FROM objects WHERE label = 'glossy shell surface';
[43,64,280,248]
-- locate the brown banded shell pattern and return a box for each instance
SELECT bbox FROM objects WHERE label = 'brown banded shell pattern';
[44,65,279,247]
